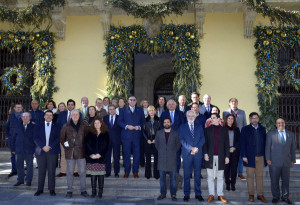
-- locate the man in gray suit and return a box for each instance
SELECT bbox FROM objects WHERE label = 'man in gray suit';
[265,118,296,204]
[155,117,181,201]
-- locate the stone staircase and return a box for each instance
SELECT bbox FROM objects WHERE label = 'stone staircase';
[0,160,299,204]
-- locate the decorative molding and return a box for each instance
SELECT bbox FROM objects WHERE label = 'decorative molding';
[51,7,67,40]
[100,10,112,40]
[243,6,257,38]
[194,2,205,39]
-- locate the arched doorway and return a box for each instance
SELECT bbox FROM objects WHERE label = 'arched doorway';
[153,73,176,105]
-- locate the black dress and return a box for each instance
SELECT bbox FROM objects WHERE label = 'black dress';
[85,131,109,175]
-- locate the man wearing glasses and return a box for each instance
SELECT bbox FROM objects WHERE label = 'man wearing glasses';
[118,96,145,178]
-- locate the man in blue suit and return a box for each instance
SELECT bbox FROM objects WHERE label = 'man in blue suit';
[160,99,184,172]
[103,104,122,178]
[12,112,35,187]
[118,96,144,178]
[34,110,61,196]
[190,102,206,130]
[180,110,205,202]
[5,102,23,177]
[29,100,44,125]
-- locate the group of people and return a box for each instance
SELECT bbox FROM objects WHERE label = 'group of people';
[5,92,296,204]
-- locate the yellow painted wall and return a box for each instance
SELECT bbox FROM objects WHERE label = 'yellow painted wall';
[0,12,272,121]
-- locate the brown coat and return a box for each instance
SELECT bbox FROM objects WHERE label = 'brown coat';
[60,121,88,160]
[96,108,107,119]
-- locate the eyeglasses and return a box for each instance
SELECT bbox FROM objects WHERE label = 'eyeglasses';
[129,99,136,101]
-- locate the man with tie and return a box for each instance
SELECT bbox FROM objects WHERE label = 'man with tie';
[265,118,296,204]
[12,112,35,187]
[187,92,203,108]
[160,99,185,173]
[56,99,80,177]
[103,104,122,178]
[118,96,144,178]
[79,97,89,119]
[29,100,44,125]
[34,110,61,196]
[240,112,268,203]
[176,95,189,115]
[5,102,23,178]
[190,102,206,130]
[199,94,215,120]
[180,110,205,202]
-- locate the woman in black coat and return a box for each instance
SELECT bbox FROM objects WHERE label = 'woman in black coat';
[223,114,240,191]
[85,118,109,198]
[143,105,161,179]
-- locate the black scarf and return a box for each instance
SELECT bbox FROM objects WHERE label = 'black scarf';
[226,124,235,131]
[70,119,80,133]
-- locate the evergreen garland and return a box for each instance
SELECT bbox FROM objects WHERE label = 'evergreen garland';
[104,24,201,101]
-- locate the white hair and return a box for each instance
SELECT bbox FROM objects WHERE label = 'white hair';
[71,109,80,116]
[186,110,196,118]
[166,99,177,107]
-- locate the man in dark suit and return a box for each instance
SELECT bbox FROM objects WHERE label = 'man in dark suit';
[12,112,35,187]
[240,112,268,203]
[155,117,181,201]
[56,99,81,177]
[203,113,229,203]
[176,95,189,115]
[118,96,144,178]
[187,92,203,108]
[103,104,122,178]
[180,110,205,202]
[190,102,206,130]
[5,102,23,177]
[78,97,89,119]
[265,118,296,204]
[29,100,44,125]
[199,94,215,120]
[34,110,61,196]
[160,99,185,173]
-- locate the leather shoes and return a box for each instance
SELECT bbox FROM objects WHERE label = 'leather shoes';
[183,196,190,202]
[238,174,246,180]
[171,195,177,201]
[272,198,279,204]
[207,195,214,202]
[282,198,292,204]
[26,182,31,186]
[73,172,79,177]
[66,192,72,198]
[195,195,204,201]
[14,182,24,186]
[8,172,17,178]
[257,195,268,203]
[115,173,119,178]
[56,172,66,177]
[50,190,56,196]
[105,173,111,177]
[123,173,129,178]
[226,183,230,191]
[249,195,254,202]
[81,191,89,197]
[231,184,236,191]
[133,173,139,178]
[218,196,228,203]
[34,190,43,196]
[156,194,166,200]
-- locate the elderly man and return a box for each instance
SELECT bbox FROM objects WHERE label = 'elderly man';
[29,100,44,125]
[79,97,89,119]
[180,110,205,202]
[118,96,144,178]
[60,109,89,198]
[12,112,35,187]
[176,95,189,115]
[5,103,23,177]
[160,99,184,173]
[266,118,296,204]
[34,110,61,196]
[199,94,215,120]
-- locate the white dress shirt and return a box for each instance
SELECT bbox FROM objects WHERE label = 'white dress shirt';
[45,121,52,147]
[278,129,286,141]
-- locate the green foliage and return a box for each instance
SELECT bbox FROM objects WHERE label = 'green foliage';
[0,0,65,29]
[1,64,27,95]
[104,24,201,101]
[254,26,299,131]
[0,31,58,108]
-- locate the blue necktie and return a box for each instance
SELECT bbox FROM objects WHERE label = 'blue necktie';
[190,124,194,137]
[170,111,174,123]
[47,123,50,126]
[280,131,285,145]
[110,116,114,127]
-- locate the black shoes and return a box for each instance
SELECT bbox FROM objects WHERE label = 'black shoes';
[66,192,72,198]
[171,195,177,201]
[81,191,89,197]
[34,190,43,196]
[272,198,279,204]
[105,173,111,177]
[14,182,24,186]
[196,195,204,202]
[157,194,166,200]
[282,199,292,204]
[50,190,56,196]
[115,173,119,178]
[183,196,190,202]
[231,184,236,191]
[226,183,230,191]
[8,172,17,178]
[26,182,31,186]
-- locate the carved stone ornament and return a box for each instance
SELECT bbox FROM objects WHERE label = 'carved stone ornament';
[143,16,163,37]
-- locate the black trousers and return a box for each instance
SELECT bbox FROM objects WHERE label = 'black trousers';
[144,142,159,179]
[224,149,240,185]
[36,152,58,191]
[269,165,290,200]
[140,137,145,167]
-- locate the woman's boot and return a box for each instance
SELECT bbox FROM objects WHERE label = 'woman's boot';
[98,175,104,198]
[91,175,97,198]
